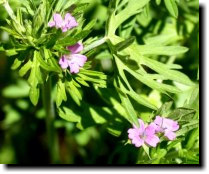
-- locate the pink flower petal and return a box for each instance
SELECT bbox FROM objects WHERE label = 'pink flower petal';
[133,119,145,133]
[132,137,144,147]
[48,21,55,27]
[164,130,176,140]
[163,118,179,132]
[64,13,78,29]
[59,57,69,69]
[154,116,163,126]
[67,42,84,54]
[128,128,141,139]
[61,26,68,32]
[69,63,80,73]
[145,123,156,135]
[53,13,63,28]
[145,135,160,147]
[70,54,87,67]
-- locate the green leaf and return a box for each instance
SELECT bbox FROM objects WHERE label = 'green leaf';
[143,3,150,18]
[168,107,196,121]
[186,128,199,150]
[29,86,40,105]
[115,56,181,94]
[107,0,150,35]
[115,36,135,52]
[119,91,139,127]
[176,120,199,136]
[37,49,60,73]
[58,106,81,123]
[19,60,32,77]
[137,45,188,56]
[164,0,178,18]
[142,57,193,86]
[22,1,35,16]
[11,58,22,70]
[56,79,67,107]
[66,81,82,106]
[57,30,91,47]
[75,77,90,87]
[0,26,22,39]
[156,101,173,116]
[142,144,151,159]
[2,80,30,98]
[62,0,78,10]
[28,51,43,87]
[77,69,107,88]
[83,19,97,31]
[72,3,89,14]
[156,0,161,5]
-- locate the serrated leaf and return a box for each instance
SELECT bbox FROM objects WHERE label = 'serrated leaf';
[164,0,178,18]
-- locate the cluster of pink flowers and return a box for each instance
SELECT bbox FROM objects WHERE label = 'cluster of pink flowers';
[48,13,78,32]
[128,116,179,148]
[48,13,87,73]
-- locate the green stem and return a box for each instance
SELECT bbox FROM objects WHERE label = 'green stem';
[42,77,59,164]
[81,37,107,54]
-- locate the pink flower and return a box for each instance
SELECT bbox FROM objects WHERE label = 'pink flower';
[128,119,160,148]
[153,116,179,140]
[48,13,78,32]
[59,42,87,74]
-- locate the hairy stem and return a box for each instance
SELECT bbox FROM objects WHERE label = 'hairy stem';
[42,77,59,164]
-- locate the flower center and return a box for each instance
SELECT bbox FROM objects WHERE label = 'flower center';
[139,132,147,140]
[65,54,73,60]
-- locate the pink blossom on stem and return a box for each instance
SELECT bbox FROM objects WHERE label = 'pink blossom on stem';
[48,13,78,32]
[59,42,87,74]
[153,116,179,140]
[128,119,160,148]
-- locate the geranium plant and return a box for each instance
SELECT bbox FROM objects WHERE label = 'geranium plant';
[0,0,199,164]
